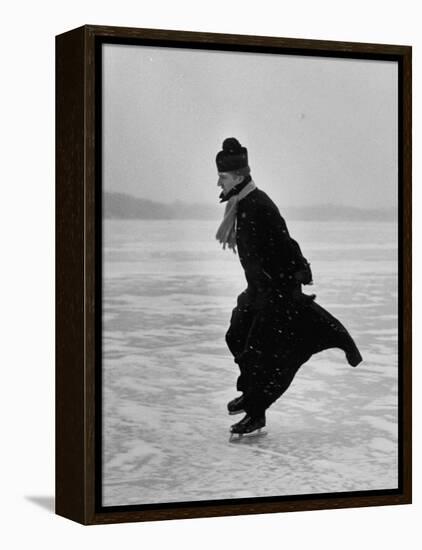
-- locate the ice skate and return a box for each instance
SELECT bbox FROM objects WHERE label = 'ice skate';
[229,413,266,439]
[227,394,245,415]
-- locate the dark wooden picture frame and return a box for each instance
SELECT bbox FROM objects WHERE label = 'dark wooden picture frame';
[56,24,412,525]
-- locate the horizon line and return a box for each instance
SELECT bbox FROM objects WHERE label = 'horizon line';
[104,191,396,211]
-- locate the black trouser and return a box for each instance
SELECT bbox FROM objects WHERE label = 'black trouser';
[225,289,313,417]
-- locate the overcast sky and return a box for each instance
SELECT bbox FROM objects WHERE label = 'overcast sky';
[103,44,398,209]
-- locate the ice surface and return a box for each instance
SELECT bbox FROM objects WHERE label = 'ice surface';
[102,219,398,506]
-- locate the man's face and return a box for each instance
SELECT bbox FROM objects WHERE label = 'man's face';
[217,172,243,196]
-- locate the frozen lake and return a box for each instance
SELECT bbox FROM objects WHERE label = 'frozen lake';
[102,218,398,506]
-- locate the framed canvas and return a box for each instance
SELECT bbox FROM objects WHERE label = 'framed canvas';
[55,25,412,525]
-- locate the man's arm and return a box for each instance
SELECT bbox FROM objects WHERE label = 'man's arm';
[241,203,312,288]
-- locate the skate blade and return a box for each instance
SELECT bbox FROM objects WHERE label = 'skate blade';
[229,429,267,442]
[228,409,245,416]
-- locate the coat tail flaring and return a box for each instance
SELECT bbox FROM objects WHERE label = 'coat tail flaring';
[226,290,362,417]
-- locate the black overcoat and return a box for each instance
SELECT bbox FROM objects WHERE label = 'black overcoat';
[225,187,360,417]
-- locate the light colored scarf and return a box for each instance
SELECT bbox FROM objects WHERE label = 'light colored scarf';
[216,180,257,252]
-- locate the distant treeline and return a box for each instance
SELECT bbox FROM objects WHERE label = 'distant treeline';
[103,192,397,222]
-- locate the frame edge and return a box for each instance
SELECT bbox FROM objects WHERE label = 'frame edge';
[55,25,88,525]
[401,45,412,504]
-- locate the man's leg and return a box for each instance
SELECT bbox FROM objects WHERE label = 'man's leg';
[230,350,313,434]
[225,291,256,393]
[231,298,313,418]
[241,350,313,417]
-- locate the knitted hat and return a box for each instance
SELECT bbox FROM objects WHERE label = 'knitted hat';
[216,138,249,172]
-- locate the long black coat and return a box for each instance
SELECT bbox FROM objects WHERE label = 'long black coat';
[226,187,359,417]
[236,187,309,298]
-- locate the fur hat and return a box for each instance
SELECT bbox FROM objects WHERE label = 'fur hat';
[216,138,249,172]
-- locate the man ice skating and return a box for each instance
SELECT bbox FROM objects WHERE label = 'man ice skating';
[215,137,363,436]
